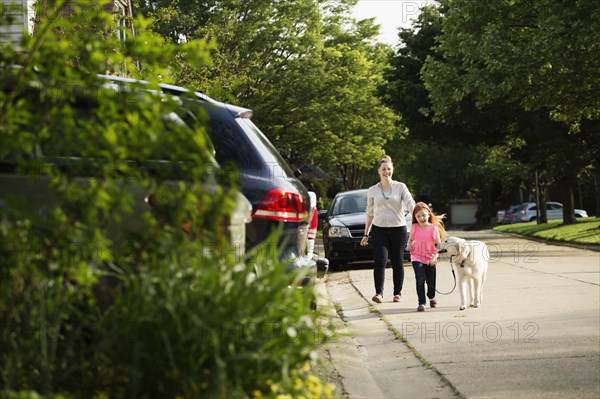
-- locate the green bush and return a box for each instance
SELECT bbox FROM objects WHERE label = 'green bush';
[96,236,331,398]
[1,1,335,398]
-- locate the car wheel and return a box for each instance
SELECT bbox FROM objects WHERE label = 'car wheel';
[328,261,345,272]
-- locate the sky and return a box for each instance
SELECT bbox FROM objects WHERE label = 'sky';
[351,0,436,46]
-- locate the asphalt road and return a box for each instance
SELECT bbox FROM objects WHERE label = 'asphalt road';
[319,229,600,399]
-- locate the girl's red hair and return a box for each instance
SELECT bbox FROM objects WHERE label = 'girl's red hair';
[412,202,447,241]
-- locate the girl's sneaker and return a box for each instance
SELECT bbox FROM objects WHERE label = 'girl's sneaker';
[430,299,437,308]
[417,305,425,312]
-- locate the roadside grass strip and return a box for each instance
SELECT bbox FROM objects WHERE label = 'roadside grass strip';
[494,217,600,247]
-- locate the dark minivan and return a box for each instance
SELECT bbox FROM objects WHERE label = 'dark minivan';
[102,76,316,277]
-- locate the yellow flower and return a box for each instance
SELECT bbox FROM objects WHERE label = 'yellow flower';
[324,383,336,398]
[294,378,303,390]
[251,390,263,399]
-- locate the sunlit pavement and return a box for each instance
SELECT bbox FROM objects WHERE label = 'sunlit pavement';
[319,230,600,398]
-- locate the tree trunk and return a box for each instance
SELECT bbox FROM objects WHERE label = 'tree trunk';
[481,187,492,225]
[595,164,600,217]
[538,190,548,224]
[562,174,578,225]
[535,170,547,224]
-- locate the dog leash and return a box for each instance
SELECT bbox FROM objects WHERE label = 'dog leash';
[435,255,457,295]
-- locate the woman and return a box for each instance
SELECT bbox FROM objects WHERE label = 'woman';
[360,155,415,303]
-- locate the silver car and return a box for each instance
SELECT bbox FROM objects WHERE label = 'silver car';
[519,201,588,222]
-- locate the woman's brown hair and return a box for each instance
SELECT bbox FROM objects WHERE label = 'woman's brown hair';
[377,154,393,168]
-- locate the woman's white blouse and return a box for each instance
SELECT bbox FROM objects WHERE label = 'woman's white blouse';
[366,181,415,228]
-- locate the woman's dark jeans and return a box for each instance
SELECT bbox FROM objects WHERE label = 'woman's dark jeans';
[370,225,408,297]
[412,261,436,305]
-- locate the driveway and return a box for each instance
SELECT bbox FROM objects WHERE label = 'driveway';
[322,229,600,398]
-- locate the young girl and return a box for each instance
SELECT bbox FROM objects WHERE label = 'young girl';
[406,202,447,312]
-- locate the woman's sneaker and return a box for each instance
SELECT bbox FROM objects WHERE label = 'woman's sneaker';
[417,305,425,312]
[430,299,437,308]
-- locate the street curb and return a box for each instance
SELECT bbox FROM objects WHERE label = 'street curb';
[323,272,462,399]
[344,272,465,399]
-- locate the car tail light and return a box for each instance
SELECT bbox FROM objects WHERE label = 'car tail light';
[253,188,308,222]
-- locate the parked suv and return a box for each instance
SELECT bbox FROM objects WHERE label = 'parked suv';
[519,201,589,222]
[1,73,252,260]
[100,76,317,279]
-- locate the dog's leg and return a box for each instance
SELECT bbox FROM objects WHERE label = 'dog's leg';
[468,278,475,307]
[458,274,467,310]
[473,277,481,308]
[479,269,487,306]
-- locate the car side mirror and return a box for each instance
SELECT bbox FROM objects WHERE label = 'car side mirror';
[318,210,328,220]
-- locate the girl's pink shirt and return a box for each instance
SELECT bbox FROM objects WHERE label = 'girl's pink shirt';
[410,223,439,264]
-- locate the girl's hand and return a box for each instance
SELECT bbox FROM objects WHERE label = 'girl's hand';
[360,236,369,246]
[428,256,437,266]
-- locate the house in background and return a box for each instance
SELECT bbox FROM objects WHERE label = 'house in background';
[1,0,134,47]
[0,0,35,46]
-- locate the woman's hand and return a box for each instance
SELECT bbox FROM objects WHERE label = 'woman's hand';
[360,235,369,246]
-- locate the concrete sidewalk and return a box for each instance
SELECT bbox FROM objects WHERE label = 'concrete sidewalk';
[322,230,600,398]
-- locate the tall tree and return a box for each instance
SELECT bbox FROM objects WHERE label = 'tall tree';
[132,0,327,103]
[422,0,600,223]
[379,5,512,211]
[291,13,399,190]
[133,0,400,191]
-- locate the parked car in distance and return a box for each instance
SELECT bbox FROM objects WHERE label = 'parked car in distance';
[519,201,589,222]
[497,204,526,224]
[321,189,412,271]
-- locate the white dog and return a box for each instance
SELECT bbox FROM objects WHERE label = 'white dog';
[436,237,489,310]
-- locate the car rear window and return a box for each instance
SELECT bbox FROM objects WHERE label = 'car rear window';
[236,118,294,178]
[204,112,263,170]
[180,100,295,178]
[203,110,294,178]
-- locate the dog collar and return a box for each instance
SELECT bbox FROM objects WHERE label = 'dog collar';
[451,255,466,268]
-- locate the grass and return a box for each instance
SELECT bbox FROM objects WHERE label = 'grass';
[494,217,600,247]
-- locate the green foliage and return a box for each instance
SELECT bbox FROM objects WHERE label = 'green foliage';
[1,2,334,398]
[133,0,399,191]
[95,236,331,398]
[373,0,599,222]
[306,28,400,190]
[423,0,600,125]
[379,5,506,202]
[383,137,492,202]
